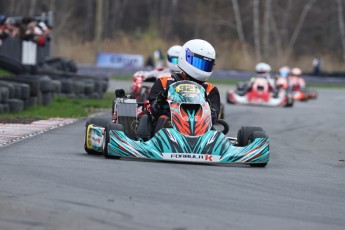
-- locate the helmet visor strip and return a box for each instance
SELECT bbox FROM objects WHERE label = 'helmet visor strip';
[167,55,179,64]
[185,48,215,72]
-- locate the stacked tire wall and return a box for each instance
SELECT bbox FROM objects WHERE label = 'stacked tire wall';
[0,55,109,114]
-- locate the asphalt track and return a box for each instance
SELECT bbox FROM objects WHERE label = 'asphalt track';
[0,80,344,230]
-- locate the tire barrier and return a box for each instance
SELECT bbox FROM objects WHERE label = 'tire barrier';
[0,55,110,114]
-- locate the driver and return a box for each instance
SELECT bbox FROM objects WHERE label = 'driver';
[149,39,221,128]
[131,45,182,99]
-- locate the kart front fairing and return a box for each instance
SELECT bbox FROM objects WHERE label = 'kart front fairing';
[104,80,269,164]
[106,128,269,164]
[167,81,212,137]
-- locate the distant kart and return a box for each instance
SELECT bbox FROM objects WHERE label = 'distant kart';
[226,78,294,107]
[85,80,270,167]
[130,71,156,102]
[276,76,318,101]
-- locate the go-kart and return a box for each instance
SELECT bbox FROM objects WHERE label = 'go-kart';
[85,80,269,167]
[130,70,157,102]
[276,76,317,101]
[226,78,294,107]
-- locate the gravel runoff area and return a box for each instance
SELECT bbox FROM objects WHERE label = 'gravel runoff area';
[0,118,77,147]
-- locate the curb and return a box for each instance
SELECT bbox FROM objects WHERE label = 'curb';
[0,118,78,147]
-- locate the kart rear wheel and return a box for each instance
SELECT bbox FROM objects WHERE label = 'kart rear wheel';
[218,103,225,119]
[284,93,294,107]
[84,118,109,155]
[248,131,268,167]
[104,122,124,159]
[237,126,263,147]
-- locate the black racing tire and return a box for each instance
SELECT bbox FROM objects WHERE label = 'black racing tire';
[2,103,9,113]
[248,131,268,167]
[74,81,86,95]
[7,98,24,113]
[42,92,53,106]
[0,87,9,103]
[218,103,225,119]
[101,80,109,93]
[61,79,74,94]
[104,122,124,159]
[94,80,103,94]
[237,126,263,147]
[39,76,53,93]
[13,84,22,99]
[51,80,62,94]
[0,82,14,98]
[0,54,27,74]
[83,79,95,95]
[284,93,294,107]
[84,118,110,155]
[24,96,38,109]
[19,83,30,100]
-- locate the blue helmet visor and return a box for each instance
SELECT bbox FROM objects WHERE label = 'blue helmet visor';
[167,55,179,64]
[280,71,289,77]
[185,48,215,72]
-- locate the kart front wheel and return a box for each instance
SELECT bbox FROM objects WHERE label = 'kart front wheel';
[104,122,124,159]
[237,126,263,147]
[84,117,109,155]
[248,130,268,167]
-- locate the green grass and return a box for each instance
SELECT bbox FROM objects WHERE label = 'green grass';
[0,68,10,77]
[0,93,114,119]
[112,74,132,80]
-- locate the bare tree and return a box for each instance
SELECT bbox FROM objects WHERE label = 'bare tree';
[232,0,249,61]
[287,0,316,51]
[262,0,271,60]
[336,0,345,62]
[28,0,37,16]
[253,0,261,60]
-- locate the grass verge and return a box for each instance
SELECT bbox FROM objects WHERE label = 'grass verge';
[0,92,113,120]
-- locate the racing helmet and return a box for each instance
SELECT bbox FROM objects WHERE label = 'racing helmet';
[178,39,216,82]
[279,66,290,77]
[166,45,182,71]
[255,62,271,74]
[291,67,302,76]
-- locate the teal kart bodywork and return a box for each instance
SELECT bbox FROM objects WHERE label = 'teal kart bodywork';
[84,80,270,166]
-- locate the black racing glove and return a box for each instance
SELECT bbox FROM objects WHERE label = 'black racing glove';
[156,90,168,105]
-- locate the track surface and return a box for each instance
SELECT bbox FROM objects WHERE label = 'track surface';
[0,81,344,230]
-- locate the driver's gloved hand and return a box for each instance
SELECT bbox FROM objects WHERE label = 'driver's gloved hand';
[156,90,168,105]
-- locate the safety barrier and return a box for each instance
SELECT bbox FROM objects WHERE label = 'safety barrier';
[0,37,51,65]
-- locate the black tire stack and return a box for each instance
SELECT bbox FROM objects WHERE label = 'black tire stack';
[0,54,110,114]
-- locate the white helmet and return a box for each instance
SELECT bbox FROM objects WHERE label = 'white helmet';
[255,62,271,73]
[279,66,290,77]
[178,39,216,82]
[291,67,302,76]
[166,45,182,71]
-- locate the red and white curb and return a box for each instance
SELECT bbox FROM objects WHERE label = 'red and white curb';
[0,118,78,147]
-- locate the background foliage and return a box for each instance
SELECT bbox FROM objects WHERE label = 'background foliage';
[1,0,345,71]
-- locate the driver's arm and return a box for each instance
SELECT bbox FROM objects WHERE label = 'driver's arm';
[206,85,221,123]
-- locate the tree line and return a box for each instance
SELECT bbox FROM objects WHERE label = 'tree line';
[1,0,345,71]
